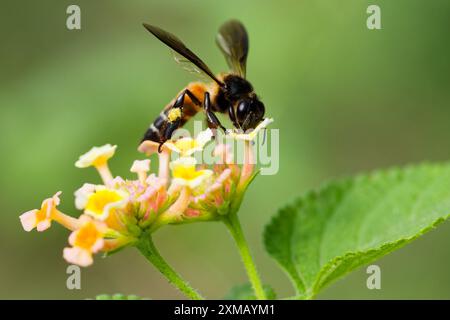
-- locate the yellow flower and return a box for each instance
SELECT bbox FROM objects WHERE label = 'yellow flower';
[170,157,212,189]
[84,188,128,221]
[165,128,213,156]
[75,144,117,183]
[19,192,61,232]
[75,144,116,168]
[63,215,107,267]
[20,191,80,232]
[227,118,274,141]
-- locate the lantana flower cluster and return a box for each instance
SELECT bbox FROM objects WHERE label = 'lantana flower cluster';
[20,120,273,267]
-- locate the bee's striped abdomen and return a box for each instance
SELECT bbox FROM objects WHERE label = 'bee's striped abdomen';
[142,108,170,143]
[142,82,207,143]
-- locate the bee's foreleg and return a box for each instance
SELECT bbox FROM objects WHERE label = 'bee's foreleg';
[204,92,226,133]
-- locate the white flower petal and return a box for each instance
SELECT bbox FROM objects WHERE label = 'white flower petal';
[75,144,117,168]
[74,183,96,210]
[170,156,197,169]
[227,118,274,141]
[164,141,182,154]
[130,159,151,173]
[196,128,213,147]
[171,169,213,189]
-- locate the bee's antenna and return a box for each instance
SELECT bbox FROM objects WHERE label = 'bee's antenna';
[242,112,253,132]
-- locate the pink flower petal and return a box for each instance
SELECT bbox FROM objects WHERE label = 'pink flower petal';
[52,191,62,206]
[36,219,52,232]
[68,229,78,246]
[19,210,38,232]
[91,238,105,253]
[63,247,93,267]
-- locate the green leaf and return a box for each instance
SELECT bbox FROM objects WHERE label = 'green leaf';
[264,163,450,299]
[95,293,144,300]
[225,283,277,300]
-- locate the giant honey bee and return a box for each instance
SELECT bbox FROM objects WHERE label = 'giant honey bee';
[141,20,265,150]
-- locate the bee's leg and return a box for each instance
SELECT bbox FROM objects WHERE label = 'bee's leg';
[204,92,226,134]
[158,89,202,152]
[159,118,181,152]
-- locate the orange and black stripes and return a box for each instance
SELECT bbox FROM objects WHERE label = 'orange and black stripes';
[142,82,207,143]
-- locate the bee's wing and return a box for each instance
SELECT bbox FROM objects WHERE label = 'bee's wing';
[216,20,249,78]
[171,50,212,83]
[143,23,222,85]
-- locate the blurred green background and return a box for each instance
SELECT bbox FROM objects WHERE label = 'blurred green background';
[1,0,449,299]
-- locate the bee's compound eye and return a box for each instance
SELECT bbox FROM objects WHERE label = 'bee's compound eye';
[236,98,265,131]
[253,99,265,119]
[236,99,252,122]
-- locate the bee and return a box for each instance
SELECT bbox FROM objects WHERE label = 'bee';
[141,20,265,150]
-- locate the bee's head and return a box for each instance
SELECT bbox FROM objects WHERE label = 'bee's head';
[236,95,265,131]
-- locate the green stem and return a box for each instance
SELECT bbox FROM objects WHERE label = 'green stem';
[136,232,204,300]
[222,212,267,300]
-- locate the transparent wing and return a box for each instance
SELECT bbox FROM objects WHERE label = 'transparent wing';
[171,50,211,82]
[143,23,222,85]
[216,20,249,77]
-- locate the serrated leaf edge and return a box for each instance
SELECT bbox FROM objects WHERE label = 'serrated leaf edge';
[311,214,449,298]
[264,162,450,299]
